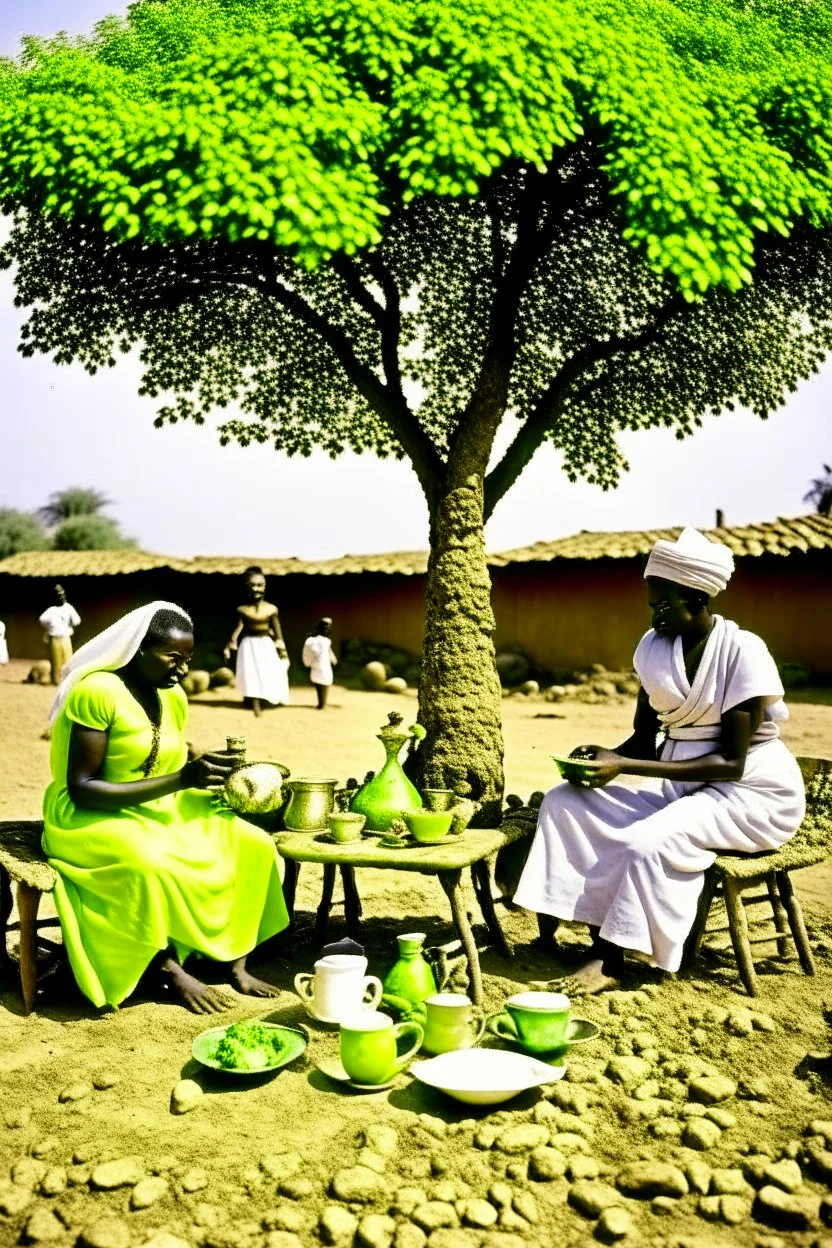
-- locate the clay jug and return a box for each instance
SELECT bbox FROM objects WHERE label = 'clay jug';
[349,712,423,832]
[381,931,437,1016]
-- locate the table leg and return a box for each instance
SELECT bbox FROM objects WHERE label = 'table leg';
[340,866,362,937]
[438,869,483,1007]
[17,883,40,1015]
[315,864,337,943]
[471,860,513,959]
[282,859,299,920]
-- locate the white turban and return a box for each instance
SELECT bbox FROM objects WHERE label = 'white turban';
[644,526,734,597]
[50,600,192,723]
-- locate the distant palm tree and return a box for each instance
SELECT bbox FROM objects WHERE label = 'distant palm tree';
[804,465,832,516]
[38,486,112,527]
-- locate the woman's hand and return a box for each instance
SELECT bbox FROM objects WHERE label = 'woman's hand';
[222,646,234,661]
[276,641,288,659]
[182,751,236,792]
[568,746,623,789]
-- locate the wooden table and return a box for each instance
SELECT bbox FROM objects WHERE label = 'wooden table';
[272,826,527,1005]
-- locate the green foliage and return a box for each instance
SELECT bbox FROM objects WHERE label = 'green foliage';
[0,508,50,559]
[51,515,137,550]
[38,486,112,525]
[1,0,832,498]
[804,463,832,515]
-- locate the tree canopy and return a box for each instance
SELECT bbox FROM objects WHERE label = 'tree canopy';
[38,486,113,526]
[0,508,50,560]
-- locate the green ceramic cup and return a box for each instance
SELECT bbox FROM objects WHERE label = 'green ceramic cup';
[422,788,456,812]
[339,1011,424,1084]
[421,992,486,1055]
[328,812,366,843]
[402,810,454,842]
[486,991,572,1053]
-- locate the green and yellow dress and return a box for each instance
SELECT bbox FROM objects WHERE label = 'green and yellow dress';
[43,670,289,1008]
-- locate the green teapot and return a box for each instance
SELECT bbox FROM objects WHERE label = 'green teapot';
[381,932,437,1020]
[349,712,424,832]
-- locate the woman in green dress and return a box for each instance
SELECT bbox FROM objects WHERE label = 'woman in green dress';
[43,602,289,1013]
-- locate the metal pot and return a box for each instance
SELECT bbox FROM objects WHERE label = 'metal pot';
[283,778,338,831]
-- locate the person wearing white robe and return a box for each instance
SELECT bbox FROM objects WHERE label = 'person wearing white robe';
[302,617,338,709]
[513,527,805,991]
[223,567,290,714]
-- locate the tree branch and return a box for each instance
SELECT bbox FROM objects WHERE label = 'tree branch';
[482,292,688,519]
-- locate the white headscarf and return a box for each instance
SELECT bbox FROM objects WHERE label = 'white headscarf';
[50,601,192,724]
[644,526,735,597]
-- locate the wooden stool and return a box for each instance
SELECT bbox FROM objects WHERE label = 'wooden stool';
[682,756,832,995]
[0,820,60,1013]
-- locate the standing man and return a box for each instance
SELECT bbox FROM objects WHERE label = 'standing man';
[302,617,338,709]
[39,583,81,685]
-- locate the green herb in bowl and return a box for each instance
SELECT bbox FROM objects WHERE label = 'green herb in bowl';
[193,1020,307,1074]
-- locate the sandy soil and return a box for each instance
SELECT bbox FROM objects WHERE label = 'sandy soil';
[2,659,832,1248]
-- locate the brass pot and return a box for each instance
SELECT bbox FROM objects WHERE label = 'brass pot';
[283,778,338,831]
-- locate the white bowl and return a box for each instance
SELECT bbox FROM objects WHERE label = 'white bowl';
[411,1047,565,1105]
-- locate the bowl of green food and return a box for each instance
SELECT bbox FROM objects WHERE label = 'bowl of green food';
[192,1020,307,1075]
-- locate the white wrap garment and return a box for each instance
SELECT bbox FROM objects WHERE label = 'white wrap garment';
[514,616,805,971]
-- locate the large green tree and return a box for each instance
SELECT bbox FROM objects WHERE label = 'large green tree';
[2,0,832,818]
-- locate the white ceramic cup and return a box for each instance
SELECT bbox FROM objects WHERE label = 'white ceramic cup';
[294,954,382,1023]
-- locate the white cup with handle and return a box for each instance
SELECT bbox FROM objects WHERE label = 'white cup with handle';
[294,954,383,1024]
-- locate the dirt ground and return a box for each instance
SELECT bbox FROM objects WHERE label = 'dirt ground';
[2,658,832,1248]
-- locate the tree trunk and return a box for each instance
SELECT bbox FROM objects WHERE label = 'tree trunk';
[415,472,505,826]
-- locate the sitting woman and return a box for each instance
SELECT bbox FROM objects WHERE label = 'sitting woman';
[43,602,289,1013]
[514,527,805,994]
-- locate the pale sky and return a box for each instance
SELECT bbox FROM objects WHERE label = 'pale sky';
[1,2,830,559]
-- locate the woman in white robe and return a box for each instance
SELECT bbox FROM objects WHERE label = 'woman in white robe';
[514,527,805,992]
[223,566,290,714]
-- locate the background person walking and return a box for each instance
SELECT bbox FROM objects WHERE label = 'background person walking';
[39,583,81,685]
[302,617,338,709]
[223,566,290,716]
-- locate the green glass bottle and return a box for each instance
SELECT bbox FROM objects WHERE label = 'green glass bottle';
[381,932,437,1015]
[349,712,423,832]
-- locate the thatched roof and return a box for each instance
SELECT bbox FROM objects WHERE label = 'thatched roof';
[0,515,829,579]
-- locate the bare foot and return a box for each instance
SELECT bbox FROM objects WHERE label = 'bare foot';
[161,961,231,1014]
[229,960,279,998]
[533,956,621,997]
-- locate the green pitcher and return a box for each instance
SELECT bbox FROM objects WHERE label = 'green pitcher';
[349,712,423,832]
[381,931,437,1017]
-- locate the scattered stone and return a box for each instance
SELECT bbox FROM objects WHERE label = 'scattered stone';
[528,1147,566,1181]
[568,1155,600,1181]
[170,1080,202,1115]
[488,1183,513,1208]
[331,1167,385,1204]
[59,1083,91,1103]
[568,1180,622,1218]
[750,1010,776,1032]
[512,1192,537,1224]
[754,1184,819,1230]
[763,1160,803,1193]
[808,1122,832,1145]
[356,1213,396,1248]
[683,1119,723,1151]
[744,1155,774,1188]
[547,1083,590,1115]
[5,1107,32,1129]
[411,1202,458,1232]
[493,1124,549,1154]
[130,1177,169,1209]
[0,1181,32,1216]
[803,1145,832,1185]
[596,1207,633,1242]
[685,1161,712,1196]
[261,1154,302,1181]
[263,1233,303,1248]
[31,1139,61,1160]
[605,1056,653,1090]
[699,1195,722,1221]
[422,1232,479,1248]
[651,1196,677,1216]
[356,1150,387,1176]
[650,1118,683,1141]
[480,1235,525,1248]
[418,1115,447,1139]
[264,1206,305,1233]
[726,1011,754,1037]
[688,1075,737,1105]
[390,1189,429,1218]
[319,1205,359,1244]
[363,1126,399,1156]
[23,1207,64,1242]
[504,1161,527,1182]
[461,1199,498,1229]
[705,1107,737,1129]
[393,1226,426,1248]
[67,1166,92,1189]
[711,1169,749,1196]
[90,1160,143,1190]
[180,1169,208,1193]
[616,1162,689,1200]
[550,1132,590,1154]
[474,1126,498,1150]
[496,1207,529,1233]
[720,1195,751,1225]
[278,1177,314,1200]
[39,1167,68,1197]
[140,1235,191,1248]
[73,1147,97,1166]
[78,1216,131,1248]
[92,1072,119,1091]
[193,1204,221,1229]
[13,1159,49,1189]
[739,1078,771,1102]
